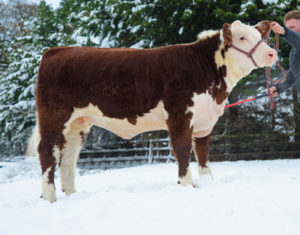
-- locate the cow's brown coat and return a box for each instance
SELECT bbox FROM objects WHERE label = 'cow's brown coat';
[29,20,276,202]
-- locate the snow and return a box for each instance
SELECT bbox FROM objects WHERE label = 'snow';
[29,0,61,9]
[178,26,184,35]
[262,0,279,4]
[1,158,300,235]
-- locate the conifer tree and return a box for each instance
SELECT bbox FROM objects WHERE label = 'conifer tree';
[0,0,297,159]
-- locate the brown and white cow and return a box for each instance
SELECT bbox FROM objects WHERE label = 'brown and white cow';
[27,20,277,202]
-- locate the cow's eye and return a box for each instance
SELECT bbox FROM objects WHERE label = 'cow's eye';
[240,37,245,41]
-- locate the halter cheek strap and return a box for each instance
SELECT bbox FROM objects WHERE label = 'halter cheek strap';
[231,38,265,68]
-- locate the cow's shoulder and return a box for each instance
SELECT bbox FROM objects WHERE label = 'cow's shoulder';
[42,47,76,59]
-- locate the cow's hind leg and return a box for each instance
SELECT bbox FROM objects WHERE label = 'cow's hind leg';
[193,134,213,178]
[38,130,65,203]
[59,117,91,195]
[167,114,194,186]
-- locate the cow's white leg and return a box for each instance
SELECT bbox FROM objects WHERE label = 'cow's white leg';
[38,137,59,203]
[198,161,213,178]
[193,134,214,179]
[177,168,198,187]
[41,166,57,203]
[59,134,80,195]
[40,146,60,202]
[198,161,214,178]
[59,118,91,195]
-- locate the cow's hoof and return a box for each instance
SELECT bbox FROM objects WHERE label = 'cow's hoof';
[64,188,76,196]
[177,180,199,188]
[177,168,195,186]
[40,194,57,203]
[41,183,57,203]
[198,164,214,179]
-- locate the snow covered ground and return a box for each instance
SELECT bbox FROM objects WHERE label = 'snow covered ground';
[1,158,300,235]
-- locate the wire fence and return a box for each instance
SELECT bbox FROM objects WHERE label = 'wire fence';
[78,133,300,169]
[78,138,175,169]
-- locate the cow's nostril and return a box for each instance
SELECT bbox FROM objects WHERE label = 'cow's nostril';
[268,51,277,61]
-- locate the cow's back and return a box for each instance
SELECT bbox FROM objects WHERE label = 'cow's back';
[37,47,175,119]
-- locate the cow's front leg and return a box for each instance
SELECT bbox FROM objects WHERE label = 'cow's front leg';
[193,134,213,178]
[167,114,195,187]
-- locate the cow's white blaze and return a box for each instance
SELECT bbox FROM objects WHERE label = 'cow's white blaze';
[228,21,277,73]
[214,41,242,92]
[214,20,277,92]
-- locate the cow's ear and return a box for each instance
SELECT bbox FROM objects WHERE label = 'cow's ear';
[255,20,271,39]
[222,23,232,46]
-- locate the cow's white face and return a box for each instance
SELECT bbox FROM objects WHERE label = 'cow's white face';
[227,20,277,71]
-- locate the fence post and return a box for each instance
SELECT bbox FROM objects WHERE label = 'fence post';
[148,139,153,164]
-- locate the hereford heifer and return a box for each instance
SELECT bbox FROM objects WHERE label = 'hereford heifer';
[27,20,277,202]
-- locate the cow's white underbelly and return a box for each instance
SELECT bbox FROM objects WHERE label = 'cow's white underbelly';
[63,93,226,140]
[188,92,226,138]
[64,101,169,139]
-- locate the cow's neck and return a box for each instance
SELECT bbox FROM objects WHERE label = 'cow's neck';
[217,45,254,92]
[191,32,254,93]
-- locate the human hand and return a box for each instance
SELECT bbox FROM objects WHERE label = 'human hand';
[269,86,278,97]
[271,22,285,35]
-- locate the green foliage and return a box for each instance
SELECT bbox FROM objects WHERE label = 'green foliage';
[0,0,75,157]
[0,0,298,159]
[0,44,39,157]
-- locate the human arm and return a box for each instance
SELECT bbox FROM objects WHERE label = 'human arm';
[271,22,300,49]
[281,26,300,49]
[270,69,295,97]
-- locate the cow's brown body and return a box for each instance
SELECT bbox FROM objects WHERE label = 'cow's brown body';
[27,20,277,202]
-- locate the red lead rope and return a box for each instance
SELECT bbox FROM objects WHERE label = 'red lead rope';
[225,97,256,109]
[225,93,268,109]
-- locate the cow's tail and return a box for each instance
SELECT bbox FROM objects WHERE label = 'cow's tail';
[26,119,40,157]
